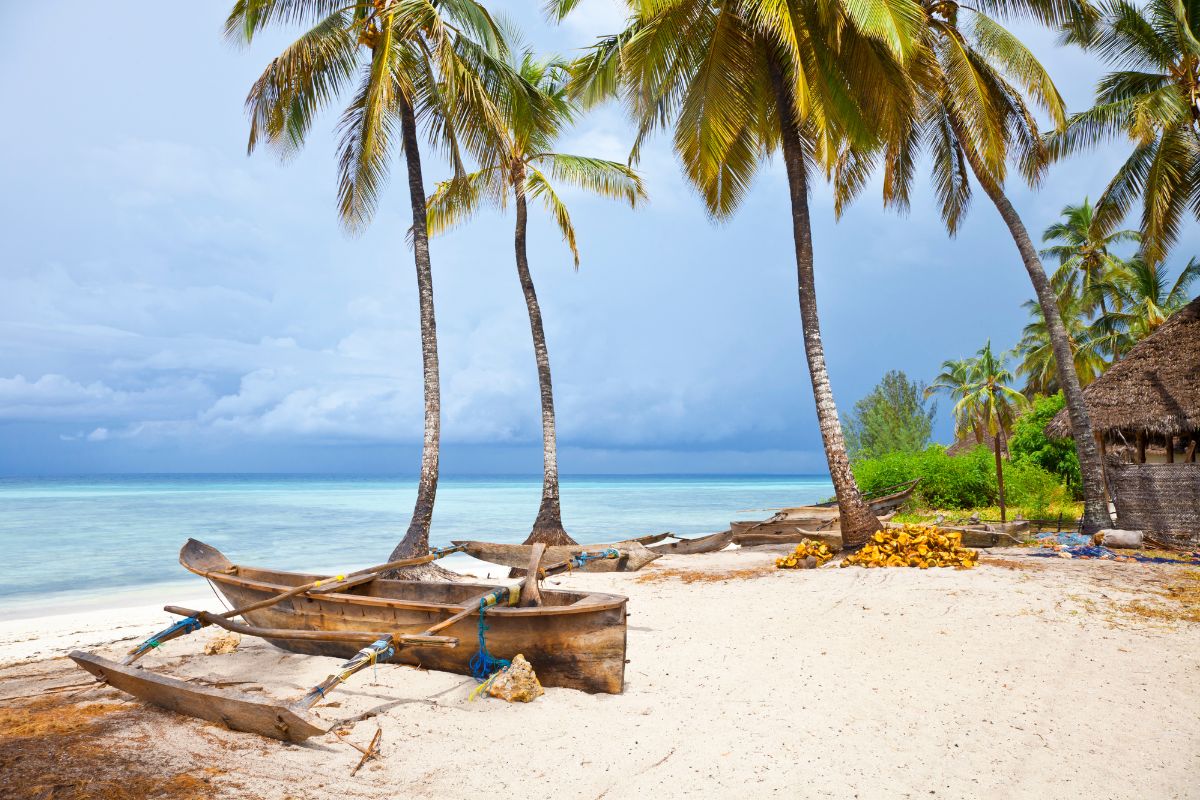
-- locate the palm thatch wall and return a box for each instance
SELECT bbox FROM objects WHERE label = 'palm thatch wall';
[1105,462,1200,546]
[1045,296,1200,441]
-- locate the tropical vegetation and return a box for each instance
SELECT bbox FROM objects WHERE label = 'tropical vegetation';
[845,371,936,462]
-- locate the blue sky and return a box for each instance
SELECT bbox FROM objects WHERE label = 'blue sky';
[0,1,1196,476]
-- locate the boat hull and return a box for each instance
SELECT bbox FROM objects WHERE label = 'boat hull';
[649,530,733,555]
[198,565,627,694]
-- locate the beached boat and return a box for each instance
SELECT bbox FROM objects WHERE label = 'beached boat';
[649,529,733,555]
[733,513,896,549]
[730,481,918,542]
[454,540,661,572]
[172,540,627,692]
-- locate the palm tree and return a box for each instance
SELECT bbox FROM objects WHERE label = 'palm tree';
[1040,198,1139,316]
[1100,254,1200,344]
[1016,289,1110,395]
[1051,0,1200,266]
[228,0,513,570]
[425,51,647,546]
[928,343,1028,521]
[556,0,925,546]
[864,0,1114,533]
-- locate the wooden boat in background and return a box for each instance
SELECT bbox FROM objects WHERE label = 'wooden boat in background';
[731,481,918,542]
[649,530,733,555]
[176,540,627,693]
[454,540,661,572]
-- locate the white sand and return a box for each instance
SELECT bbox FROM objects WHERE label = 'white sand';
[2,550,1198,799]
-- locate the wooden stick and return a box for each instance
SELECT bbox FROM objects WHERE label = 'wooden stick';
[124,545,467,664]
[351,728,382,776]
[163,607,457,648]
[519,543,546,607]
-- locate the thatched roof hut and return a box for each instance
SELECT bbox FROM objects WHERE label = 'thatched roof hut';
[1045,295,1200,448]
[1045,296,1199,544]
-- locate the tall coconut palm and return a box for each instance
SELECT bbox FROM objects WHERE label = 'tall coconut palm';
[1040,198,1139,316]
[859,0,1114,532]
[425,51,647,546]
[1016,288,1110,394]
[228,0,513,570]
[928,342,1027,520]
[1051,0,1200,266]
[927,357,986,442]
[556,0,925,546]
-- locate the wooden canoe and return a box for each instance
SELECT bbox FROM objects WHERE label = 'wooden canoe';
[453,540,661,573]
[732,512,896,546]
[730,482,916,541]
[180,540,627,694]
[649,530,733,555]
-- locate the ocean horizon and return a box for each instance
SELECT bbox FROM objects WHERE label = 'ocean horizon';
[0,473,833,618]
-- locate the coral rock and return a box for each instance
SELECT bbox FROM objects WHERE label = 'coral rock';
[487,654,544,703]
[203,631,241,655]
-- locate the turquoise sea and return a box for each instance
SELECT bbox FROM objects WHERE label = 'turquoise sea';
[0,474,832,618]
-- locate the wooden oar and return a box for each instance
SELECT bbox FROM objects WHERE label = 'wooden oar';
[123,545,466,665]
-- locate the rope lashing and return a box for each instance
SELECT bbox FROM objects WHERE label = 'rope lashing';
[128,615,202,658]
[303,637,395,706]
[428,545,457,559]
[469,586,520,682]
[566,548,621,571]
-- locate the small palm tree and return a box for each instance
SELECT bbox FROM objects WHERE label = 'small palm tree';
[1016,289,1110,395]
[1100,255,1200,344]
[426,51,647,546]
[1051,0,1200,266]
[229,0,513,570]
[865,0,1114,533]
[558,0,925,547]
[929,343,1028,521]
[1040,198,1139,317]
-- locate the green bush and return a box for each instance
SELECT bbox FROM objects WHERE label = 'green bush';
[1008,392,1082,498]
[1002,460,1069,520]
[853,446,994,510]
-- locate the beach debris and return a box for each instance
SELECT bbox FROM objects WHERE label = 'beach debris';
[776,539,833,569]
[842,525,979,569]
[484,654,544,703]
[346,728,383,776]
[203,631,241,656]
[1092,529,1144,549]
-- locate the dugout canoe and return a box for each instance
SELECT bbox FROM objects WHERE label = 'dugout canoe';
[730,481,916,541]
[649,530,733,555]
[732,512,896,546]
[180,539,627,694]
[453,540,661,572]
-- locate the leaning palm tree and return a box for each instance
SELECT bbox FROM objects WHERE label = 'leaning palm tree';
[1040,198,1139,316]
[859,0,1114,532]
[1016,288,1110,395]
[556,0,926,547]
[228,0,513,570]
[1051,0,1200,266]
[928,343,1027,521]
[426,51,647,546]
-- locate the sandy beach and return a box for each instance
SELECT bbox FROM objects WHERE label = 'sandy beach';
[2,549,1198,800]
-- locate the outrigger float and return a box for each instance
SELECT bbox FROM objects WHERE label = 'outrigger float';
[70,539,629,742]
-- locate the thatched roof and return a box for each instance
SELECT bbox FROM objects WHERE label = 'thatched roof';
[1046,296,1200,438]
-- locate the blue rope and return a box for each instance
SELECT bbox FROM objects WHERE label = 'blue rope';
[570,548,620,569]
[469,598,510,681]
[131,615,202,657]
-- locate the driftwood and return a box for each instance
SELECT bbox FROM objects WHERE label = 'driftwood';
[351,729,383,776]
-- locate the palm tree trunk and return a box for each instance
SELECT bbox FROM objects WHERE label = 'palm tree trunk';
[952,124,1111,533]
[512,165,575,547]
[993,433,1006,523]
[769,59,880,548]
[386,94,448,576]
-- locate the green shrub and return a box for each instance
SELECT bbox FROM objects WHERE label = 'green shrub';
[1008,392,1082,498]
[1002,460,1069,520]
[852,445,995,510]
